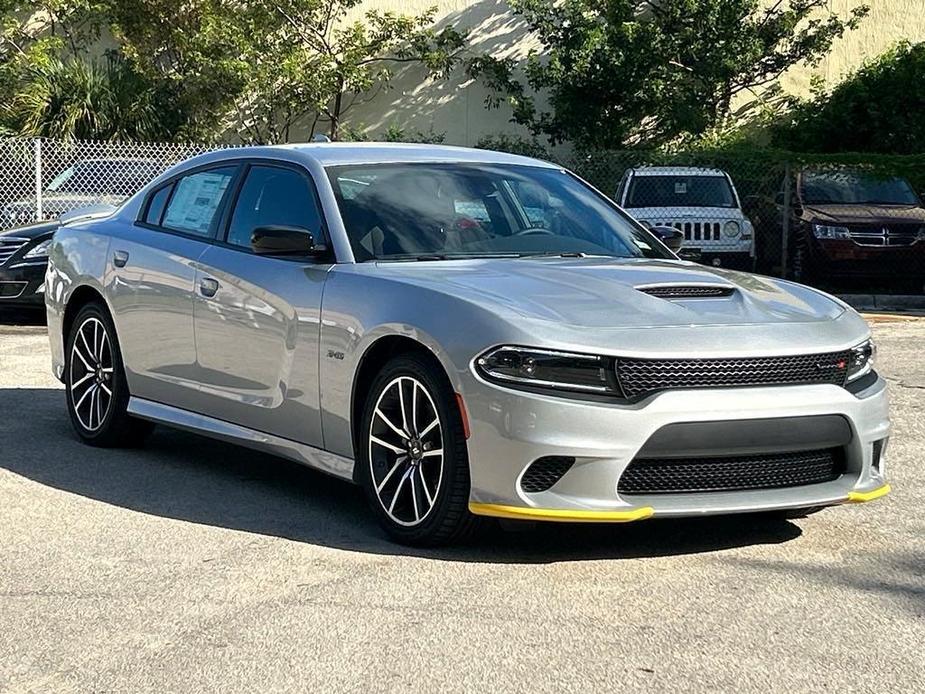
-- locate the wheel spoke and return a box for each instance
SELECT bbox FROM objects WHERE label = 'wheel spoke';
[397,379,408,433]
[72,342,93,371]
[370,435,405,454]
[411,382,419,435]
[74,383,96,413]
[93,320,100,361]
[388,468,413,514]
[95,386,103,427]
[71,372,94,389]
[421,448,443,458]
[376,455,408,493]
[88,387,97,429]
[410,470,420,522]
[79,327,94,365]
[375,408,407,440]
[417,465,434,507]
[99,381,112,397]
[419,417,439,437]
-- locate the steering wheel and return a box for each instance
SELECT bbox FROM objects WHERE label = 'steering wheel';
[514,226,555,236]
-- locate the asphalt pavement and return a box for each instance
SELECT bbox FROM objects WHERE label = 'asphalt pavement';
[1,314,923,693]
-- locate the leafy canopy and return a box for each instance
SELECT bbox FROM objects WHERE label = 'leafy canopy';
[469,0,869,149]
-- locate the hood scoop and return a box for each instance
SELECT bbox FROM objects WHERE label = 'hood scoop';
[636,284,736,300]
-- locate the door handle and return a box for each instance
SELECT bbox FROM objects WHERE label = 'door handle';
[199,277,219,298]
[113,250,129,268]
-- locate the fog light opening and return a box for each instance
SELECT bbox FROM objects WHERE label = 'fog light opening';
[871,439,886,475]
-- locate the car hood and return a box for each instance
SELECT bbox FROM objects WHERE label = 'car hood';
[4,194,127,213]
[375,257,845,330]
[801,203,925,225]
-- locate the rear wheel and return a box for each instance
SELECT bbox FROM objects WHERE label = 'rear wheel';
[358,354,479,546]
[65,303,153,447]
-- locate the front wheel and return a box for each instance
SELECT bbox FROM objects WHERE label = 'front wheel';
[358,354,479,546]
[65,302,153,447]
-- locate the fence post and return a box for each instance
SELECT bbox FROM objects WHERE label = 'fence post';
[780,160,791,278]
[34,138,43,221]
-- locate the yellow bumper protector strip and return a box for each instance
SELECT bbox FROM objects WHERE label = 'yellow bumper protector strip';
[847,483,891,503]
[468,502,654,523]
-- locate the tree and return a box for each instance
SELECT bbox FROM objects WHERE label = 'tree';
[772,41,925,155]
[233,0,466,142]
[4,54,185,140]
[469,0,869,149]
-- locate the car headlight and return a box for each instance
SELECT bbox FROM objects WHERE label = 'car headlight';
[475,346,618,394]
[846,339,875,382]
[812,224,851,240]
[23,239,52,259]
[723,220,741,237]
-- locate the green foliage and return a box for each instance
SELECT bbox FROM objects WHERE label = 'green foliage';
[4,54,184,140]
[771,41,925,154]
[335,122,446,143]
[474,133,550,160]
[469,0,869,150]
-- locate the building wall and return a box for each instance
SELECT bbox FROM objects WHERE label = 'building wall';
[339,0,925,146]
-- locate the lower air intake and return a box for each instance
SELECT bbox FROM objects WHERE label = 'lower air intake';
[618,449,843,494]
[521,456,575,493]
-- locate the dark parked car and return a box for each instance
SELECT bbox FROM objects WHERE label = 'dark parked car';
[0,207,114,309]
[785,170,925,287]
[0,158,162,229]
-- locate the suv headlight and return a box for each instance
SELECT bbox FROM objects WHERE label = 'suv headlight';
[812,224,851,240]
[475,346,618,394]
[723,220,741,237]
[23,238,52,259]
[846,339,875,382]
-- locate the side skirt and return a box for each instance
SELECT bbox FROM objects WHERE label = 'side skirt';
[127,396,356,482]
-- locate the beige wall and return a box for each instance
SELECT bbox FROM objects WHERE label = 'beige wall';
[340,0,925,146]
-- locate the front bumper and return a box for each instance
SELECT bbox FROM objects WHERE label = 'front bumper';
[0,260,46,307]
[464,374,890,522]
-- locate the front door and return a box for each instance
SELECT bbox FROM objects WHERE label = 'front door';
[191,162,332,446]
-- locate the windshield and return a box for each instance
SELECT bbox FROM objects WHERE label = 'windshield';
[47,161,161,196]
[328,163,670,261]
[801,172,920,205]
[626,174,736,208]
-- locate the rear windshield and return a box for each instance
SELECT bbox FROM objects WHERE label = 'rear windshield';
[626,174,736,208]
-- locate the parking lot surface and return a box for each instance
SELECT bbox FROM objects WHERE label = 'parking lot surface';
[1,315,923,693]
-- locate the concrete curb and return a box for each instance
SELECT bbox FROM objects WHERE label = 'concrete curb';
[837,294,925,311]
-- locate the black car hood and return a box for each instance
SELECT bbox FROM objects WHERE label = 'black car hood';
[0,220,59,241]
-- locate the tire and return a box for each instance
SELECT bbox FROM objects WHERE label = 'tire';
[357,353,480,546]
[65,302,154,447]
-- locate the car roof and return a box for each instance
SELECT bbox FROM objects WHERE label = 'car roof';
[179,142,561,170]
[629,166,729,177]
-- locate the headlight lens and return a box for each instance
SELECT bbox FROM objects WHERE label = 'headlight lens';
[23,238,52,259]
[475,346,617,394]
[723,220,741,237]
[846,339,875,382]
[812,224,851,240]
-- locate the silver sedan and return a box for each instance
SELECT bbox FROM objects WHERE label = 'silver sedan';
[44,144,891,545]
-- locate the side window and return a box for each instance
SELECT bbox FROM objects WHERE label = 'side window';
[226,165,322,249]
[144,183,173,225]
[161,167,236,236]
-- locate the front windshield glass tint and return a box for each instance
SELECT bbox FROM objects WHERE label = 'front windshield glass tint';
[327,163,669,261]
[801,172,919,205]
[626,174,735,208]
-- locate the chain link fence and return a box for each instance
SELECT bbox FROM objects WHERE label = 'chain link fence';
[1,138,922,293]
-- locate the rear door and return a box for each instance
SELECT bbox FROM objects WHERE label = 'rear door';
[191,161,333,446]
[108,165,238,412]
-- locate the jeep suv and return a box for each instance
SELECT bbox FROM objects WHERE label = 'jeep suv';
[616,167,754,269]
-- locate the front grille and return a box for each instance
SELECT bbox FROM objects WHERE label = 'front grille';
[618,449,843,494]
[848,225,921,247]
[637,285,734,299]
[0,237,29,265]
[616,351,851,399]
[520,456,575,493]
[664,221,721,241]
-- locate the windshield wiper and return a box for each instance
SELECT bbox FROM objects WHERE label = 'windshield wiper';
[515,251,598,258]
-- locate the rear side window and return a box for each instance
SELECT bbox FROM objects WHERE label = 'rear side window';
[226,165,323,249]
[161,167,236,236]
[144,184,173,225]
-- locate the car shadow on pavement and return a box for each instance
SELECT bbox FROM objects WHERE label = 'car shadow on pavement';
[0,388,802,563]
[0,308,46,326]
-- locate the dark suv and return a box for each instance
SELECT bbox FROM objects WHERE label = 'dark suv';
[787,170,925,288]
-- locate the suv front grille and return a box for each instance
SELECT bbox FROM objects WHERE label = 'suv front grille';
[618,449,843,494]
[848,225,921,247]
[663,221,721,241]
[616,351,851,399]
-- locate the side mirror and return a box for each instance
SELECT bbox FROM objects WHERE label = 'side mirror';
[250,225,320,256]
[649,225,684,252]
